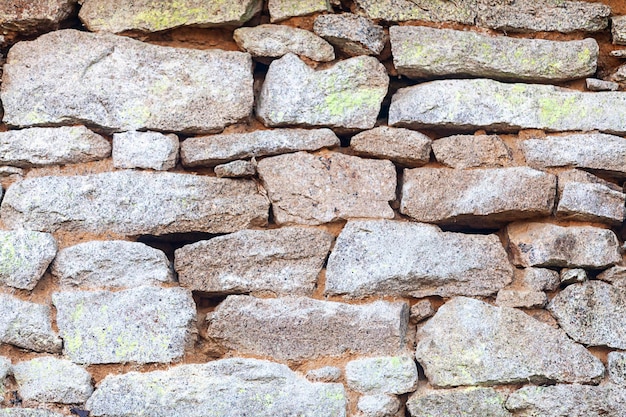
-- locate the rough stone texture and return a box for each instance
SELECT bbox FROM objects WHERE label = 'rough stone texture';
[431,134,512,169]
[0,126,111,167]
[257,152,396,225]
[415,297,605,387]
[496,289,547,308]
[306,367,342,382]
[391,26,597,82]
[1,171,269,235]
[0,357,9,393]
[0,410,64,417]
[0,294,61,353]
[610,62,626,82]
[611,49,626,57]
[389,79,626,134]
[174,227,333,296]
[326,220,513,298]
[407,387,511,417]
[507,222,622,268]
[410,300,435,323]
[313,13,385,56]
[598,266,626,287]
[181,128,339,167]
[0,0,77,39]
[346,356,417,395]
[560,268,587,285]
[53,286,196,364]
[208,295,409,361]
[13,357,93,404]
[112,131,179,171]
[0,167,23,178]
[257,54,389,130]
[86,358,346,417]
[2,30,254,134]
[357,394,401,417]
[79,0,261,33]
[268,0,330,22]
[350,127,432,167]
[214,160,256,178]
[586,78,619,91]
[52,240,174,289]
[613,16,626,44]
[234,24,334,62]
[608,351,626,385]
[0,230,57,290]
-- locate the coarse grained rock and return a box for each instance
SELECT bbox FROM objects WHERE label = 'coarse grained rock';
[0,0,77,39]
[0,230,57,290]
[410,300,435,323]
[507,222,621,268]
[608,351,626,385]
[586,78,619,91]
[325,220,513,298]
[598,266,626,287]
[0,410,65,417]
[613,16,626,45]
[401,167,556,227]
[112,131,179,171]
[0,167,23,178]
[495,289,547,308]
[415,297,605,387]
[208,295,409,361]
[306,367,342,382]
[174,227,333,296]
[313,13,385,56]
[214,160,256,178]
[407,387,511,417]
[432,134,512,169]
[234,24,334,62]
[0,294,61,353]
[13,357,93,404]
[389,79,626,134]
[350,127,432,167]
[0,171,269,235]
[256,54,389,130]
[257,152,396,225]
[0,356,9,392]
[181,128,339,167]
[0,126,110,167]
[560,268,587,285]
[346,356,417,395]
[390,26,597,82]
[357,394,401,417]
[86,358,346,417]
[1,29,253,134]
[268,0,330,22]
[52,286,196,364]
[52,240,173,289]
[79,0,261,33]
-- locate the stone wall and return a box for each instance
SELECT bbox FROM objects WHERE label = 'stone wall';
[0,0,625,416]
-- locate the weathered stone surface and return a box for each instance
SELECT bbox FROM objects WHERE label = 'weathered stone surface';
[496,289,547,308]
[0,356,9,393]
[0,167,23,178]
[0,126,110,167]
[0,410,64,417]
[0,0,77,39]
[410,300,435,323]
[234,24,334,62]
[86,358,345,417]
[181,128,339,167]
[346,356,417,395]
[586,78,619,91]
[0,230,57,290]
[257,152,396,225]
[2,30,253,134]
[610,63,626,82]
[611,49,626,58]
[431,134,512,169]
[598,266,626,287]
[407,387,511,417]
[79,0,261,33]
[560,268,587,285]
[391,26,597,82]
[174,227,333,295]
[358,394,401,417]
[507,222,621,268]
[257,54,389,130]
[214,160,256,178]
[112,131,179,171]
[53,286,196,364]
[13,357,93,404]
[389,79,626,134]
[415,297,605,387]
[306,367,342,382]
[326,220,513,298]
[208,295,409,361]
[53,240,173,289]
[313,13,385,56]
[1,171,269,235]
[0,294,61,353]
[268,0,330,22]
[613,16,626,45]
[350,127,431,167]
[608,351,626,385]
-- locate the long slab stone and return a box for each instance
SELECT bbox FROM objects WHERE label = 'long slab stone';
[0,230,57,290]
[0,171,269,235]
[1,29,253,134]
[407,387,511,417]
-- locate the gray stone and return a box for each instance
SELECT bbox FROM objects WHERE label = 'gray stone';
[0,0,77,39]
[559,268,587,285]
[0,126,111,167]
[174,227,333,296]
[389,79,626,134]
[611,63,626,82]
[52,286,196,364]
[410,300,435,323]
[2,29,253,134]
[522,268,559,292]
[326,220,513,298]
[0,410,64,417]
[13,357,93,404]
[431,134,512,169]
[0,230,57,290]
[416,297,605,387]
[598,266,626,287]
[407,387,511,417]
[112,131,179,171]
[401,167,556,227]
[350,127,432,167]
[234,24,334,62]
[357,394,401,417]
[507,222,621,268]
[257,152,396,225]
[52,240,174,289]
[346,356,417,395]
[86,358,346,417]
[586,78,619,91]
[0,167,23,178]
[608,351,626,385]
[257,54,389,130]
[268,0,330,22]
[306,366,342,382]
[208,295,409,361]
[214,160,256,178]
[495,289,547,308]
[391,26,597,82]
[180,128,339,167]
[613,16,626,45]
[0,356,9,395]
[611,49,626,58]
[1,171,269,235]
[313,13,385,56]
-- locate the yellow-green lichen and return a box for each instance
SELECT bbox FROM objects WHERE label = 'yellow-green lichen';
[538,95,580,126]
[321,88,382,118]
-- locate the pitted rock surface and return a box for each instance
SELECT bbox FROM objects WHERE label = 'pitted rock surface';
[407,387,511,417]
[432,134,512,169]
[112,131,179,171]
[0,230,57,290]
[0,294,61,353]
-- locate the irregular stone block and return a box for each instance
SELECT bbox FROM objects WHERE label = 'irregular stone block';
[346,356,417,395]
[415,297,605,387]
[112,131,179,171]
[0,294,61,353]
[2,30,253,134]
[518,268,559,291]
[268,0,330,22]
[407,387,511,417]
[257,54,389,130]
[1,171,269,235]
[214,160,256,178]
[350,127,432,167]
[598,266,626,287]
[314,13,385,56]
[0,0,77,39]
[560,268,587,285]
[611,63,626,82]
[586,78,619,91]
[358,394,401,417]
[208,295,409,361]
[410,300,435,323]
[306,367,342,382]
[257,152,396,225]
[325,220,513,298]
[611,49,626,58]
[495,289,547,308]
[613,16,626,45]
[0,410,64,417]
[0,167,23,178]
[608,351,626,385]
[431,134,512,169]
[53,286,196,364]
[0,230,57,290]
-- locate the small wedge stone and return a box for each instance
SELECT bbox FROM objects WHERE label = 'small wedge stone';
[306,367,342,382]
[214,160,256,178]
[314,13,385,56]
[432,134,512,169]
[560,268,587,285]
[613,16,626,45]
[495,289,548,308]
[407,387,511,417]
[586,78,619,91]
[410,300,435,323]
[350,127,432,166]
[346,356,418,395]
[112,131,179,171]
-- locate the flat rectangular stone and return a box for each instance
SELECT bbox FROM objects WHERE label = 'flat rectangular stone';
[112,131,179,171]
[349,126,432,167]
[432,134,512,169]
[0,294,61,353]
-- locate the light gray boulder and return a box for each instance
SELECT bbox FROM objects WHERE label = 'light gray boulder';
[407,387,511,417]
[112,131,179,171]
[313,13,385,56]
[608,351,626,385]
[357,394,401,417]
[268,0,331,22]
[431,134,512,169]
[0,230,57,290]
[346,356,418,394]
[350,127,432,167]
[613,16,626,45]
[0,294,61,353]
